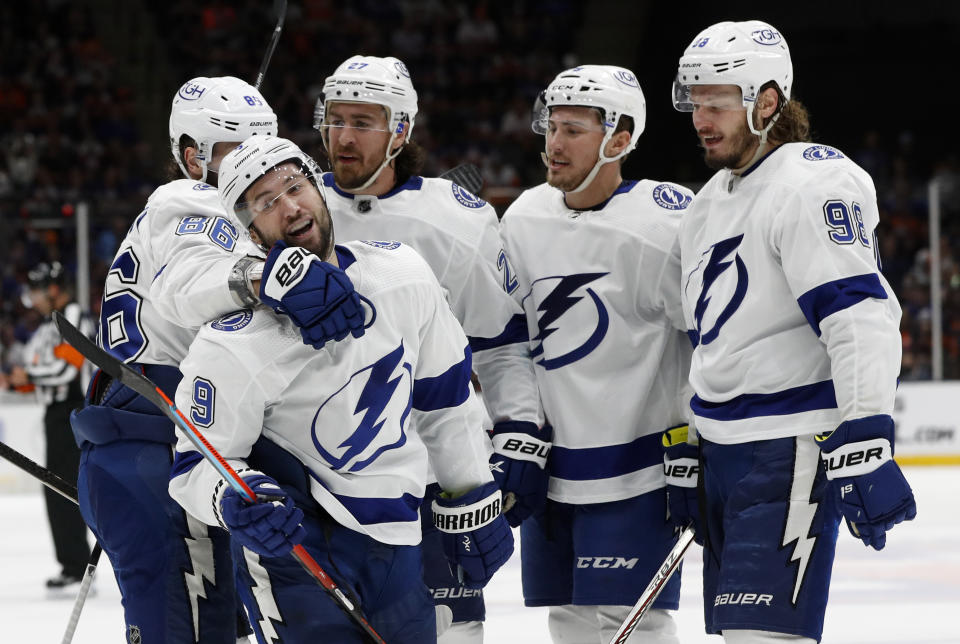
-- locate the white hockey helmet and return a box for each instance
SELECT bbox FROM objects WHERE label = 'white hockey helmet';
[168,76,278,184]
[532,65,646,193]
[672,20,792,136]
[314,55,418,190]
[218,135,325,228]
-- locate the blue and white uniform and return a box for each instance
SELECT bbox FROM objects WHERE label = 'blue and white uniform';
[499,179,693,613]
[678,143,901,641]
[323,173,541,632]
[71,179,258,644]
[169,241,493,643]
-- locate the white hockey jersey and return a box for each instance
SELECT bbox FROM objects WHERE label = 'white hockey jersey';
[679,143,902,445]
[322,173,541,428]
[500,180,694,504]
[169,241,493,546]
[99,179,261,366]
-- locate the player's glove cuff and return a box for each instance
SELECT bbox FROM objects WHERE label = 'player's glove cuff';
[816,414,893,480]
[489,421,551,468]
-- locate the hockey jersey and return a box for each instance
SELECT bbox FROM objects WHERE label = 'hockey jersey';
[322,173,541,428]
[99,179,261,366]
[500,179,694,504]
[169,241,493,546]
[679,143,902,444]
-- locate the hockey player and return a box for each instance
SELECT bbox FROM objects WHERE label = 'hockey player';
[12,262,92,594]
[69,76,281,643]
[672,20,917,644]
[313,54,545,643]
[168,135,514,644]
[499,65,694,644]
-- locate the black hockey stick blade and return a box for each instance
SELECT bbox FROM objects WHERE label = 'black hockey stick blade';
[52,311,387,643]
[0,439,78,504]
[608,525,696,644]
[439,163,483,197]
[254,0,288,90]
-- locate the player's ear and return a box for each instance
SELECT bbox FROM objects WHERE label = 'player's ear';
[756,87,780,120]
[605,129,631,157]
[248,225,264,247]
[183,146,203,180]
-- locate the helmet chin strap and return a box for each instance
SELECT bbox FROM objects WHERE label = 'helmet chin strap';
[736,102,783,173]
[352,130,404,192]
[543,128,628,195]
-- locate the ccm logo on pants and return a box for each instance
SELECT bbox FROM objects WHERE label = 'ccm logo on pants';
[576,556,638,569]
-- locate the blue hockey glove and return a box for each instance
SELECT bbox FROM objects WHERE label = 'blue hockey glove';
[662,424,703,545]
[260,241,365,348]
[816,415,917,551]
[431,481,514,589]
[488,421,551,527]
[220,472,307,558]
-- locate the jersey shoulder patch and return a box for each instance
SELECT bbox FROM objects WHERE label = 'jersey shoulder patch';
[360,240,402,250]
[451,182,487,209]
[651,183,693,211]
[801,145,845,161]
[211,310,254,332]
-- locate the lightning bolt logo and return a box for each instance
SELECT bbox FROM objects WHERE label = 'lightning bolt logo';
[312,342,412,471]
[242,548,283,642]
[181,514,216,642]
[689,234,748,346]
[781,437,820,605]
[527,272,609,370]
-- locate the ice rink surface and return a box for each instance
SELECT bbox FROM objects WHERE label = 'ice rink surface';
[1,466,957,643]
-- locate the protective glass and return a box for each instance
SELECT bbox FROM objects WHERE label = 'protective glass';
[530,92,608,135]
[672,78,745,112]
[312,97,394,135]
[234,168,314,219]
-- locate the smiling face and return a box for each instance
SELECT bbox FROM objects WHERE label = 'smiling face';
[245,162,335,260]
[689,84,759,170]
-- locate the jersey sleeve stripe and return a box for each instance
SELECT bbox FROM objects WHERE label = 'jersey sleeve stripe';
[796,273,888,337]
[550,432,662,481]
[467,313,529,352]
[171,450,205,478]
[691,379,838,422]
[411,345,472,412]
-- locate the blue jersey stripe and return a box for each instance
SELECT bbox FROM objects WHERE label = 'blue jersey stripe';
[550,433,662,481]
[796,273,888,337]
[691,379,838,421]
[412,345,472,412]
[468,313,529,352]
[308,469,422,525]
[170,450,204,478]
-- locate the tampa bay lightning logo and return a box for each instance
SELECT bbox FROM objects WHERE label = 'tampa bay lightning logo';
[211,310,253,332]
[311,343,413,472]
[526,273,609,370]
[452,183,486,209]
[686,235,748,345]
[361,240,401,250]
[394,60,410,77]
[177,81,207,101]
[652,184,692,211]
[802,145,845,161]
[192,183,216,191]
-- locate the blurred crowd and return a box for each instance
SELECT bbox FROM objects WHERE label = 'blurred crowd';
[2,0,958,383]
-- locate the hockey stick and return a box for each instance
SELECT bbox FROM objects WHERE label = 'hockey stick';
[0,439,79,504]
[61,543,102,644]
[439,163,483,196]
[607,525,696,644]
[253,0,287,90]
[0,440,104,643]
[52,311,386,644]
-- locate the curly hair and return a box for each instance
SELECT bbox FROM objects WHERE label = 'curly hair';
[756,82,811,145]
